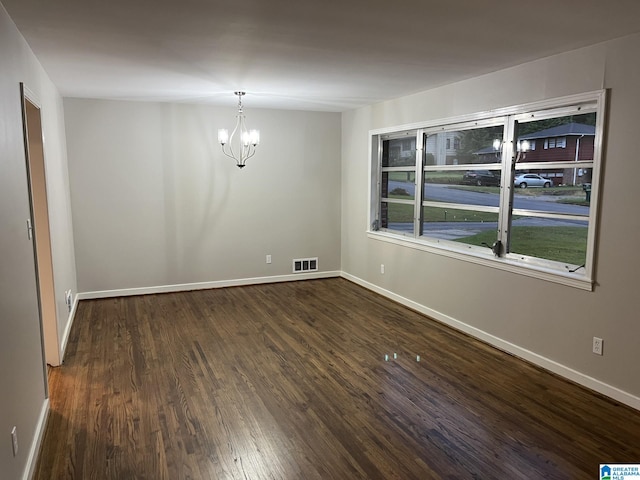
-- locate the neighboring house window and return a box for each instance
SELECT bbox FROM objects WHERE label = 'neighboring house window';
[544,137,567,149]
[454,137,461,150]
[369,91,605,289]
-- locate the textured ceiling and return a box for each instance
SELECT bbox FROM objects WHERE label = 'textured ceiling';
[3,0,640,111]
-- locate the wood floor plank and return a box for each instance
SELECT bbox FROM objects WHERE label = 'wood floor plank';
[34,278,640,479]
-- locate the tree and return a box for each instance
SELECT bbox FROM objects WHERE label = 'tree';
[517,112,596,136]
[457,125,504,164]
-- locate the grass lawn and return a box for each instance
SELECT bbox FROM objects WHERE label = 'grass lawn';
[388,172,465,184]
[423,208,497,222]
[384,202,414,222]
[514,186,582,197]
[449,185,584,197]
[557,198,590,207]
[390,173,586,202]
[388,172,416,182]
[385,203,499,223]
[381,206,586,265]
[455,226,587,265]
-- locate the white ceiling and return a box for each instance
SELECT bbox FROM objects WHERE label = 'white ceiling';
[4,0,640,112]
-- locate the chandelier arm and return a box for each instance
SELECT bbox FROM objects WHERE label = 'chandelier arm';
[221,144,238,161]
[222,115,243,162]
[238,115,251,163]
[243,146,257,161]
[229,116,242,144]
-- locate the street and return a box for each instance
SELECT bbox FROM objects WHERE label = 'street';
[386,180,589,240]
[388,180,590,216]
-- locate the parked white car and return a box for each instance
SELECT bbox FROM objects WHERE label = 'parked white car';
[514,174,552,188]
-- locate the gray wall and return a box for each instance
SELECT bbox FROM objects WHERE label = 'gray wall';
[64,99,342,293]
[0,3,77,479]
[341,37,640,401]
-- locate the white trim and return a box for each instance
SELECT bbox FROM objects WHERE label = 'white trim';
[369,90,605,289]
[24,398,49,480]
[340,271,640,412]
[77,271,341,300]
[59,294,80,362]
[21,83,42,109]
[422,163,502,172]
[514,160,593,170]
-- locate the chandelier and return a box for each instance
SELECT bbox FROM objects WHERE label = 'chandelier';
[217,91,260,168]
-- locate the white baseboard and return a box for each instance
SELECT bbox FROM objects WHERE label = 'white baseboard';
[76,271,342,300]
[341,272,640,412]
[24,398,49,480]
[59,294,80,363]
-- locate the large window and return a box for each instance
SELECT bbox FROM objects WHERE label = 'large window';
[370,91,606,289]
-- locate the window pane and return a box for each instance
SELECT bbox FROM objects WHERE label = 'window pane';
[381,202,414,234]
[421,206,498,243]
[382,171,415,200]
[518,112,596,165]
[424,125,504,166]
[423,169,501,208]
[382,136,416,167]
[513,168,592,215]
[509,219,589,266]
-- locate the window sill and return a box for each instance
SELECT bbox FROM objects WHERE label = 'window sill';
[367,230,593,291]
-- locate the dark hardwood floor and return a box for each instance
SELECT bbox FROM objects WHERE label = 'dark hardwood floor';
[35,278,640,479]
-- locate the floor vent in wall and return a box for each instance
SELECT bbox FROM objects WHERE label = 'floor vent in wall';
[293,257,318,273]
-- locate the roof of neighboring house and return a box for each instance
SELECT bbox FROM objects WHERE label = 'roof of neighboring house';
[474,146,499,155]
[519,122,595,140]
[473,122,596,155]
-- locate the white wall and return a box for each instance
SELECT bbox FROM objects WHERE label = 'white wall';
[64,99,341,293]
[0,2,77,479]
[341,37,640,403]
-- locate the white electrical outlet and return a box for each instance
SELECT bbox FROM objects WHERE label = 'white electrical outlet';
[11,426,18,457]
[593,337,603,355]
[266,255,272,264]
[64,290,73,312]
[381,264,385,274]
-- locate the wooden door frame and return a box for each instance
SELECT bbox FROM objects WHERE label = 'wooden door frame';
[20,83,60,383]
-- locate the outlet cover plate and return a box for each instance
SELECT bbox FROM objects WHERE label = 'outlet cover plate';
[593,337,603,355]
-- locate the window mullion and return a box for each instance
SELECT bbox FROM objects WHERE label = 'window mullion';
[498,117,517,256]
[414,130,425,237]
[374,135,383,230]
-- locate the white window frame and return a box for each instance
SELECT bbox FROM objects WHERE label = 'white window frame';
[368,90,606,291]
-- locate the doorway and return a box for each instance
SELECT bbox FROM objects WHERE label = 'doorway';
[21,83,60,370]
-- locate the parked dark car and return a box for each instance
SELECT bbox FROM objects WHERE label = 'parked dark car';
[462,170,501,186]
